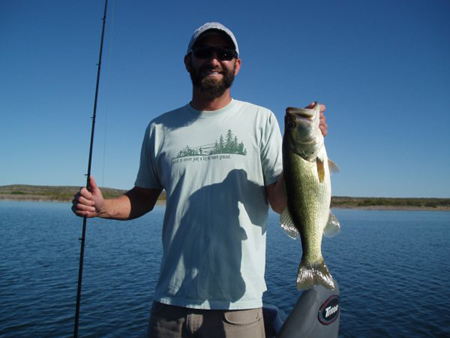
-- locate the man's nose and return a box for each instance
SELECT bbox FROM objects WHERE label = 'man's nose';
[205,52,221,64]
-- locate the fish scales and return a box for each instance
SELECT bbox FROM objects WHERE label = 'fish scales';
[285,151,330,263]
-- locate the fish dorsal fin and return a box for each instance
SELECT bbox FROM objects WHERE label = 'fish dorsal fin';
[323,212,341,238]
[280,207,300,239]
[328,159,340,174]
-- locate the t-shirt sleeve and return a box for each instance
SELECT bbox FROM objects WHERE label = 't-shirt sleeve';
[134,124,163,190]
[260,111,283,186]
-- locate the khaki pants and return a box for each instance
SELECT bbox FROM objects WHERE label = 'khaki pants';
[147,302,266,338]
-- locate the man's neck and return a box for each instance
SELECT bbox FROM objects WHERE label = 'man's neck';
[190,90,232,111]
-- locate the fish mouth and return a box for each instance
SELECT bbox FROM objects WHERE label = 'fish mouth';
[286,107,315,121]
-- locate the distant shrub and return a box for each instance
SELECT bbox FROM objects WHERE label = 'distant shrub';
[11,191,27,195]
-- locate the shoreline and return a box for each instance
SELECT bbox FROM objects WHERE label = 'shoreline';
[330,204,450,212]
[1,197,449,212]
[1,185,449,211]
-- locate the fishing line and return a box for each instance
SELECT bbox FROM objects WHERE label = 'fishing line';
[101,0,116,188]
[74,0,109,336]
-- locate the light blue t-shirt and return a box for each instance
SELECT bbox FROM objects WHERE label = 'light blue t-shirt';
[135,99,283,310]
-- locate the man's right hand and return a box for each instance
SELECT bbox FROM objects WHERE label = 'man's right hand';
[72,177,104,218]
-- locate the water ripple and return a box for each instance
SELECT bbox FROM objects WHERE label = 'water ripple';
[1,203,449,337]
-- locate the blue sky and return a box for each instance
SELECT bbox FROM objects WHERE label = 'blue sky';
[1,0,449,198]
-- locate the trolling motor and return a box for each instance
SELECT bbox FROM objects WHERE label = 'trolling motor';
[263,278,340,338]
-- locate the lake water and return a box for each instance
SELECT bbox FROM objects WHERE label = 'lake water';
[0,202,449,337]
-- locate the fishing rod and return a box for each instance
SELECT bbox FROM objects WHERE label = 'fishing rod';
[74,0,108,336]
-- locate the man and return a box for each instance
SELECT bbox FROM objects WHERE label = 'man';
[73,22,328,338]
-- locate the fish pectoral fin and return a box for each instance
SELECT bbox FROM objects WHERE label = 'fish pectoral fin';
[280,207,300,239]
[328,159,340,173]
[316,158,325,183]
[323,212,341,238]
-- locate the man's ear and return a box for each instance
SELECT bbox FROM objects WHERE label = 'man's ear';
[234,58,242,76]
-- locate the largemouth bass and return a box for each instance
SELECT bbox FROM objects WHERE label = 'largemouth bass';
[281,103,340,290]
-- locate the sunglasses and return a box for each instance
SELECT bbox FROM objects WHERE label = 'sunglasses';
[191,46,238,61]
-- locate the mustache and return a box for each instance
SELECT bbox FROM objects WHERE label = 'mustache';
[198,65,226,75]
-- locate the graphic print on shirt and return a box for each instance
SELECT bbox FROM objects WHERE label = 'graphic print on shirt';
[172,129,247,164]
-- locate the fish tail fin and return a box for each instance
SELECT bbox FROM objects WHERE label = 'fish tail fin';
[296,260,335,290]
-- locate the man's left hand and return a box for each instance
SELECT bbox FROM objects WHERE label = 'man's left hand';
[305,102,328,137]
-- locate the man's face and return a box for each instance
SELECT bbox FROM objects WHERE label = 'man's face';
[186,33,241,100]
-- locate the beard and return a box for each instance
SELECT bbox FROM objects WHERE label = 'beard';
[189,61,236,100]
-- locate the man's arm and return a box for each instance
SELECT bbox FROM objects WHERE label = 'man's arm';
[266,174,287,214]
[72,177,161,220]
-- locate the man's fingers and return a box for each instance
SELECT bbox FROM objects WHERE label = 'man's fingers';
[71,183,99,218]
[318,104,328,137]
[71,202,90,217]
[80,187,93,199]
[89,176,98,191]
[319,123,328,136]
[73,198,96,211]
[75,210,94,218]
[71,188,96,216]
[78,195,94,205]
[304,102,326,113]
[74,204,96,217]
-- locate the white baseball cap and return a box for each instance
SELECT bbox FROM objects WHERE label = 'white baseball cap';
[187,22,239,56]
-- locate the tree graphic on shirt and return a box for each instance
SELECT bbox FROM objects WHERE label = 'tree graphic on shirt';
[175,130,247,158]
